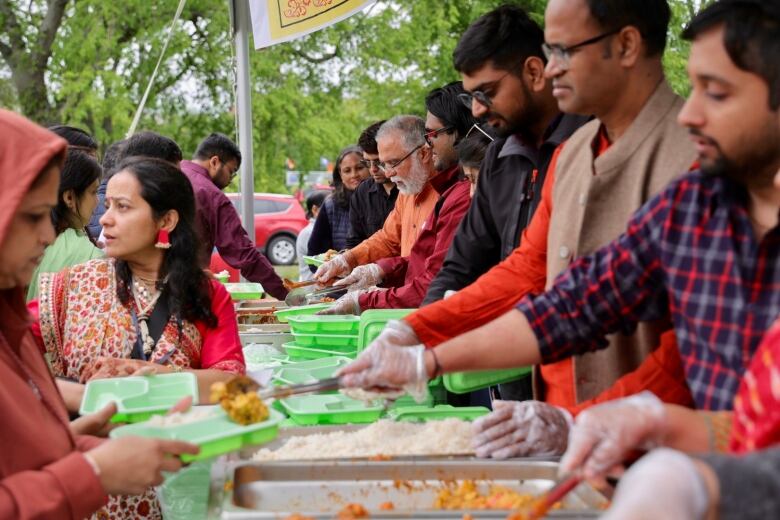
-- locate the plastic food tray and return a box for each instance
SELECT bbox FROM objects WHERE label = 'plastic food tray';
[279,394,384,425]
[274,303,333,323]
[224,282,264,301]
[443,366,533,394]
[357,309,415,351]
[291,332,359,349]
[387,404,490,422]
[282,342,357,361]
[273,356,351,386]
[286,314,360,335]
[80,373,199,423]
[302,254,326,267]
[110,407,284,462]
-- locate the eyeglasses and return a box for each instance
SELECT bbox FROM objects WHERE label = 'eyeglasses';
[359,159,381,169]
[424,126,454,146]
[463,123,495,142]
[457,70,513,109]
[542,29,621,71]
[377,143,424,173]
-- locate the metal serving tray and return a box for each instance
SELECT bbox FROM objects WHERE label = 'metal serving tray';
[217,459,608,519]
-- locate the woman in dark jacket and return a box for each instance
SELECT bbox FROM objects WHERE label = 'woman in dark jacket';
[307,145,368,256]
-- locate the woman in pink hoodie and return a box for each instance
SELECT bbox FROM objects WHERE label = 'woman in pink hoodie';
[0,109,198,519]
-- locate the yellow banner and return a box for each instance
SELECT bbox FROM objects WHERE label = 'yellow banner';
[249,0,374,49]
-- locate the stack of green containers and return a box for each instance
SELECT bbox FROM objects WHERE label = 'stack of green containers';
[284,314,360,360]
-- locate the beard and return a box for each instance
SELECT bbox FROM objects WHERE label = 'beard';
[394,155,430,195]
[488,81,544,140]
[697,122,780,190]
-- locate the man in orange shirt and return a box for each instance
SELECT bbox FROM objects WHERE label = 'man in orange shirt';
[351,0,696,458]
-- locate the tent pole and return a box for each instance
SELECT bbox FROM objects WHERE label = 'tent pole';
[232,0,256,281]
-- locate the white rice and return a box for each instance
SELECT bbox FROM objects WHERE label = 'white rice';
[145,408,216,427]
[253,418,474,461]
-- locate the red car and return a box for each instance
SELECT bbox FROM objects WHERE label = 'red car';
[210,193,309,279]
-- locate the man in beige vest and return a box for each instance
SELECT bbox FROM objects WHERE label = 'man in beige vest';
[343,0,696,457]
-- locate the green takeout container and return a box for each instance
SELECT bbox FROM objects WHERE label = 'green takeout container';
[110,407,284,462]
[358,309,415,351]
[291,332,358,349]
[279,394,383,425]
[273,356,351,386]
[286,314,361,335]
[224,282,264,301]
[80,373,199,423]
[303,255,326,267]
[388,404,490,422]
[282,341,357,361]
[274,303,333,323]
[443,366,533,394]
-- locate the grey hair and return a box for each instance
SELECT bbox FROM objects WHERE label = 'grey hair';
[376,115,426,153]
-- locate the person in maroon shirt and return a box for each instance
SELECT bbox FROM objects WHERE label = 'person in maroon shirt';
[180,133,287,300]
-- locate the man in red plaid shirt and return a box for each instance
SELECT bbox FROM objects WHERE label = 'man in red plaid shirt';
[340,0,780,413]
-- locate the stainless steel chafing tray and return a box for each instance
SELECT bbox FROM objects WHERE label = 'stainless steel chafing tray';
[215,459,608,519]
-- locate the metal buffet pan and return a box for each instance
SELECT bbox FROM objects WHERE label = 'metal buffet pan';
[215,459,608,519]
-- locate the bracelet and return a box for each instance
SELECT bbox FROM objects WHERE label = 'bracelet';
[83,453,101,477]
[429,348,443,379]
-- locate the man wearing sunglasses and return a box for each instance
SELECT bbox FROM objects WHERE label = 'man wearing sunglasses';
[360,0,698,456]
[346,120,398,249]
[423,6,589,308]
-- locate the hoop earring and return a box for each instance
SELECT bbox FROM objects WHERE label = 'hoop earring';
[155,229,171,249]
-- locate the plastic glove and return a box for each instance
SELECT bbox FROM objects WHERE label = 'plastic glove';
[472,400,572,458]
[560,391,667,479]
[333,263,384,292]
[601,448,710,520]
[318,290,362,315]
[370,319,421,349]
[337,342,429,403]
[314,253,352,284]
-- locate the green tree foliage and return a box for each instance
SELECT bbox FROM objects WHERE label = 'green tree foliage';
[1,0,700,192]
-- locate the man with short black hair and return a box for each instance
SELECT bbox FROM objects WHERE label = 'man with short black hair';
[180,133,287,300]
[425,4,589,304]
[122,130,183,166]
[346,120,398,248]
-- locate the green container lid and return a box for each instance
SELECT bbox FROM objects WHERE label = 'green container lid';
[273,356,351,385]
[443,366,533,394]
[80,373,199,423]
[110,407,284,462]
[274,303,333,323]
[303,255,326,267]
[279,394,383,425]
[388,404,490,422]
[287,314,360,335]
[291,332,359,349]
[283,342,357,361]
[224,282,264,301]
[358,309,415,351]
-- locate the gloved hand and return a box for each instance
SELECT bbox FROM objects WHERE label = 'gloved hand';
[314,253,353,284]
[472,400,572,458]
[333,263,384,292]
[318,290,362,315]
[600,448,710,520]
[560,391,668,479]
[337,342,429,403]
[370,319,421,349]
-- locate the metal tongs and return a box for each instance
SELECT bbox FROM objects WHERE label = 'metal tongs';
[284,285,347,306]
[258,376,342,401]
